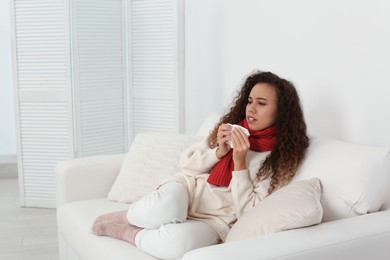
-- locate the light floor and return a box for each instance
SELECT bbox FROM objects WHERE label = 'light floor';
[0,163,59,260]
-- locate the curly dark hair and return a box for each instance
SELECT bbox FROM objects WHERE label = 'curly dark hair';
[208,70,309,194]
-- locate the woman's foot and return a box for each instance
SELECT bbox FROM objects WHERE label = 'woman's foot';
[93,210,129,225]
[92,221,142,245]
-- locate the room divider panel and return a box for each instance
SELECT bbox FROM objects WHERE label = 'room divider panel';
[10,0,184,208]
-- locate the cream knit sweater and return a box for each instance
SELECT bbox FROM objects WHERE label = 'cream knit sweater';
[164,137,272,242]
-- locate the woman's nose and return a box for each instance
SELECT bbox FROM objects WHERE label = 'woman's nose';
[248,103,256,113]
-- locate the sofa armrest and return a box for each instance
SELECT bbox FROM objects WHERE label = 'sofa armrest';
[182,210,390,260]
[56,153,125,207]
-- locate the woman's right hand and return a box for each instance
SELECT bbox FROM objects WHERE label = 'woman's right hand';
[215,123,233,159]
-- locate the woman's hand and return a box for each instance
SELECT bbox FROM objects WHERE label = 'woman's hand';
[215,123,233,159]
[231,127,250,170]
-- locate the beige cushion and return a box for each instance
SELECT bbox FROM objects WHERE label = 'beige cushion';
[292,136,390,222]
[107,133,203,203]
[226,178,323,242]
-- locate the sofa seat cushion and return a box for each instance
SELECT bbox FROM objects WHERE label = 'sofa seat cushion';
[57,198,157,260]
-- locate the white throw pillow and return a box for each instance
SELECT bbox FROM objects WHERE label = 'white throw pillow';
[226,178,323,242]
[292,136,390,222]
[108,133,203,203]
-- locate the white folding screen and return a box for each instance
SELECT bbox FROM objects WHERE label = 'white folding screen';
[11,0,74,208]
[128,0,184,138]
[71,0,128,157]
[11,0,183,208]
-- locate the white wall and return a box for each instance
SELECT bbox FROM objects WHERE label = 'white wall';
[184,0,228,134]
[185,0,390,147]
[0,0,17,161]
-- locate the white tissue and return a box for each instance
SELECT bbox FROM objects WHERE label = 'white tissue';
[226,124,250,148]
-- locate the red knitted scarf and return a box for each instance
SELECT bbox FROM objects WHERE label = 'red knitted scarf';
[207,119,277,187]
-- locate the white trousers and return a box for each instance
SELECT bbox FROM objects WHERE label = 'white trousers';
[127,182,219,260]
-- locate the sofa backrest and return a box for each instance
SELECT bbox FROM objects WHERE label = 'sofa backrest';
[196,113,220,136]
[292,136,390,222]
[382,197,390,210]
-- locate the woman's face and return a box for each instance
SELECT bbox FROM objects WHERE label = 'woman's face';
[246,83,278,131]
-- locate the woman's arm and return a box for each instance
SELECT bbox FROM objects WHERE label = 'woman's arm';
[230,167,271,218]
[230,170,261,218]
[179,123,234,175]
[178,137,220,175]
[229,128,264,217]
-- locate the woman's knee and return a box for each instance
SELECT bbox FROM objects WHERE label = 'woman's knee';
[127,182,189,228]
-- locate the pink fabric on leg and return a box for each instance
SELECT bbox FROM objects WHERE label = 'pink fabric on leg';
[93,210,129,225]
[92,221,142,245]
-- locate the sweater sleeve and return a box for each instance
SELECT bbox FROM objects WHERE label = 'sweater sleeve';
[230,169,272,218]
[230,169,259,218]
[178,137,220,176]
[230,151,271,218]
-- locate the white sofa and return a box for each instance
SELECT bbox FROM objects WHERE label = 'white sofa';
[56,120,390,260]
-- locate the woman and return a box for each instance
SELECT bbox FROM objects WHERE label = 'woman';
[92,70,309,259]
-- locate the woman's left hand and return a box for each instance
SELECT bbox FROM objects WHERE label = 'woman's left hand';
[231,127,250,171]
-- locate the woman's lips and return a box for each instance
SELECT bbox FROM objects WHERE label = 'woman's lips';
[247,116,257,123]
